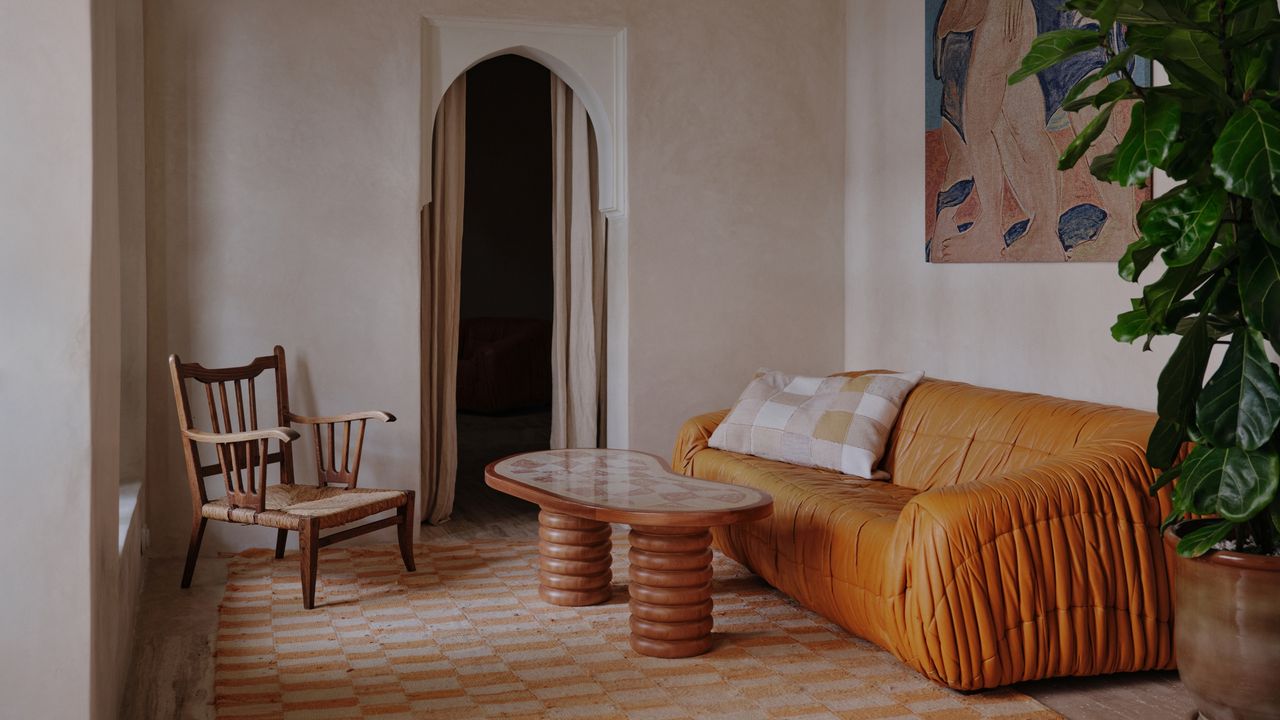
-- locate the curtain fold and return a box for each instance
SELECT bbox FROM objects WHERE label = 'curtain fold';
[422,77,466,524]
[550,77,606,450]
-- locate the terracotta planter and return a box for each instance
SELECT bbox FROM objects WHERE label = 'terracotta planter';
[1168,523,1280,720]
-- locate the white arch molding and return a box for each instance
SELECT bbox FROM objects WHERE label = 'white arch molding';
[420,16,630,448]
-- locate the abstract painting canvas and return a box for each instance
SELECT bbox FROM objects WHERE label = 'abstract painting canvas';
[925,0,1152,263]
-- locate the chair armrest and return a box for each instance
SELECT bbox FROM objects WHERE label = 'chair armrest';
[890,442,1175,689]
[285,411,394,487]
[672,409,730,474]
[183,426,300,444]
[285,410,396,424]
[183,426,299,513]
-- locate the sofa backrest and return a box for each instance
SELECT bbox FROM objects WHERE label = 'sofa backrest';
[878,377,1156,492]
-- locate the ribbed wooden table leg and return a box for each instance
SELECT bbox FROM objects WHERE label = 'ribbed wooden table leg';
[628,525,715,658]
[537,510,613,606]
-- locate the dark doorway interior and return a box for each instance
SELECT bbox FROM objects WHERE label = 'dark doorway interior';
[454,55,553,511]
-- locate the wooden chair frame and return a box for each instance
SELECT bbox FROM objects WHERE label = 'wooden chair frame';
[170,345,415,608]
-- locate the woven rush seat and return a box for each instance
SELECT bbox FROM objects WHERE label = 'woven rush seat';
[202,484,408,530]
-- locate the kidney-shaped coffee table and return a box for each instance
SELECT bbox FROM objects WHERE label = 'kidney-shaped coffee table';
[485,449,773,658]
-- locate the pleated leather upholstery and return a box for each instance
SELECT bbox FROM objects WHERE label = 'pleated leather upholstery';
[673,377,1176,690]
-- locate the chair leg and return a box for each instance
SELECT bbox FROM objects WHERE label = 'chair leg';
[299,518,320,609]
[275,529,289,559]
[398,491,417,572]
[181,517,207,589]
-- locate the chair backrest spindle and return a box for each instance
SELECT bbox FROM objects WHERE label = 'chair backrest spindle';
[307,417,370,488]
[169,347,298,513]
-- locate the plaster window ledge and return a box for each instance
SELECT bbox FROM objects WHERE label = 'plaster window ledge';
[119,479,142,555]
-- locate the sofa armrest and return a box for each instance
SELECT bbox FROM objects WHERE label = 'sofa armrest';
[672,409,730,474]
[890,442,1176,689]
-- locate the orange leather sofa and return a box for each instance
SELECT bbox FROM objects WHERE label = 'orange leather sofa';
[673,375,1176,690]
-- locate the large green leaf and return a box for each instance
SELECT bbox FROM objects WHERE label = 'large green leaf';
[1008,29,1102,85]
[1228,0,1280,41]
[1140,182,1227,266]
[1212,101,1280,200]
[1240,237,1280,352]
[1224,19,1280,50]
[1161,27,1226,77]
[1118,236,1160,282]
[1066,0,1120,26]
[1110,96,1182,186]
[1176,445,1228,515]
[1125,32,1219,85]
[1113,0,1208,27]
[1196,330,1280,450]
[1060,71,1104,112]
[1112,307,1153,343]
[1153,312,1212,452]
[1173,444,1280,524]
[1165,112,1219,181]
[1126,24,1222,76]
[1243,56,1268,93]
[1255,193,1280,247]
[1090,151,1118,182]
[1142,269,1196,327]
[1147,415,1187,469]
[1212,448,1280,521]
[1060,103,1116,170]
[1175,520,1235,557]
[1227,0,1273,15]
[1161,58,1231,98]
[1150,462,1182,494]
[1064,78,1134,113]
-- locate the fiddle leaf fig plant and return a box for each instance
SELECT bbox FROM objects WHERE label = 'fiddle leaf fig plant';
[1010,0,1280,556]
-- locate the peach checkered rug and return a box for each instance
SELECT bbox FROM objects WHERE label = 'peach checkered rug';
[215,534,1060,719]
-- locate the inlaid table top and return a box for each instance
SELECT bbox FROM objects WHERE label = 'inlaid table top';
[485,448,773,526]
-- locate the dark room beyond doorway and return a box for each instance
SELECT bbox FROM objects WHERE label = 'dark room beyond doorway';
[455,54,553,511]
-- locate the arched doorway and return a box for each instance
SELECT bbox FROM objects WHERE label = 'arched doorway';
[421,52,606,524]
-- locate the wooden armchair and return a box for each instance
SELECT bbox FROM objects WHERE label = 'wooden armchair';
[169,345,415,608]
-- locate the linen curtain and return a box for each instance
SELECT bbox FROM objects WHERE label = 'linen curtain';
[422,77,466,524]
[549,77,607,449]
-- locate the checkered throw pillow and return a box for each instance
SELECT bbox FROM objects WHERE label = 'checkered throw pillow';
[708,369,924,478]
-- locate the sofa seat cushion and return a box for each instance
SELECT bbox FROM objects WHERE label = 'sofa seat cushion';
[685,446,918,644]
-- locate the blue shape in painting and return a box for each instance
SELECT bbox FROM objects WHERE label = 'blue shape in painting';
[924,0,948,131]
[1029,1,1145,124]
[1003,220,1031,247]
[935,178,974,217]
[957,222,974,233]
[936,31,974,139]
[1058,203,1108,250]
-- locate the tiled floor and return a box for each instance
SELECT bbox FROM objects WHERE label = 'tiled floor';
[121,476,1198,719]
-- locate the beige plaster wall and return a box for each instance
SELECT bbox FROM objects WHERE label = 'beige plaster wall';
[0,1,96,717]
[843,0,1169,410]
[91,0,150,716]
[145,0,846,556]
[90,0,125,713]
[110,1,150,715]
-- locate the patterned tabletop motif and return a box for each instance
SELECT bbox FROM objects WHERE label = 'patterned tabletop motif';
[490,449,771,514]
